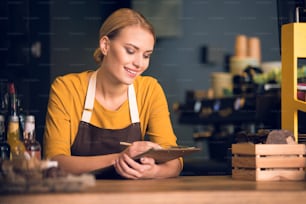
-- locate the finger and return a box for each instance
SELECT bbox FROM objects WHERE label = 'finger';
[124,154,153,172]
[114,159,138,179]
[134,141,162,150]
[126,142,162,158]
[116,154,143,178]
[140,157,155,165]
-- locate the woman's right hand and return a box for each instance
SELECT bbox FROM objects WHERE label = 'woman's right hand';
[122,141,161,158]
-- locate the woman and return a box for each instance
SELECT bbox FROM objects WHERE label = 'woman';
[43,8,182,179]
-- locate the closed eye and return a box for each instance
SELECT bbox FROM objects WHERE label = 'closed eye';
[125,43,153,59]
[126,47,135,54]
[144,53,152,59]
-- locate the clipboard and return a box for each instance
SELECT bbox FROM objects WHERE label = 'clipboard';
[133,147,200,163]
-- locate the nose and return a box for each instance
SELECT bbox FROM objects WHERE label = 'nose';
[133,54,144,69]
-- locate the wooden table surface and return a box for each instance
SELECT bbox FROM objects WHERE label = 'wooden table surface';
[1,176,306,204]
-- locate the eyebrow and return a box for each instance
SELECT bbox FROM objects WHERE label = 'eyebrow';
[126,43,153,53]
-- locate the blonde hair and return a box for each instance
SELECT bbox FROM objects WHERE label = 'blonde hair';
[93,8,156,64]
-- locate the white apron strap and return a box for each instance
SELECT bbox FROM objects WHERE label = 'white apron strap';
[81,71,139,123]
[128,84,140,123]
[81,71,97,123]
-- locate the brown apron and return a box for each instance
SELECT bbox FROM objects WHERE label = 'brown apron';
[71,71,142,179]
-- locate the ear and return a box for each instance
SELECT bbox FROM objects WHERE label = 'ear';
[99,36,110,56]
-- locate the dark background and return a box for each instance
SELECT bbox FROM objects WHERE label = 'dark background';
[0,0,130,150]
[1,0,291,174]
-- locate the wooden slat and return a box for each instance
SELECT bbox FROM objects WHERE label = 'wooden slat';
[232,143,256,155]
[232,144,306,155]
[232,169,256,180]
[232,169,305,181]
[254,144,306,155]
[232,156,306,168]
[257,170,305,181]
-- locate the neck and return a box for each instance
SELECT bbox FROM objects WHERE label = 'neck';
[95,69,129,111]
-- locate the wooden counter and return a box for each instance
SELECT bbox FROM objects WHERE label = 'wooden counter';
[1,176,306,204]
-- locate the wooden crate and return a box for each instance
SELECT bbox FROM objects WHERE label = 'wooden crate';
[232,143,306,181]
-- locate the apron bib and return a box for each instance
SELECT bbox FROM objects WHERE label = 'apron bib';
[71,71,142,178]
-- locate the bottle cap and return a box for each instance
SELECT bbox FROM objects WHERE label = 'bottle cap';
[9,115,19,122]
[8,83,16,94]
[25,115,35,122]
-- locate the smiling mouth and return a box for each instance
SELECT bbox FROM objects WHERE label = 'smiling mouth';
[125,67,137,76]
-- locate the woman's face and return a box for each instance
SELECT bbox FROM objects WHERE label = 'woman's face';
[100,25,155,85]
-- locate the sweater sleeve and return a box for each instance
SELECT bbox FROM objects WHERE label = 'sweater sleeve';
[142,79,178,148]
[43,75,84,159]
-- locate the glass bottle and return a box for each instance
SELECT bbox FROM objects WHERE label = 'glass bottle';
[8,82,24,139]
[8,82,17,117]
[23,115,41,160]
[0,82,8,117]
[17,98,25,136]
[7,115,26,160]
[0,115,10,160]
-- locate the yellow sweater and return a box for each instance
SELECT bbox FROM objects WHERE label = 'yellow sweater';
[43,71,178,159]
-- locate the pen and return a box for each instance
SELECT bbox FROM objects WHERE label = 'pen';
[120,142,132,146]
[120,142,196,150]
